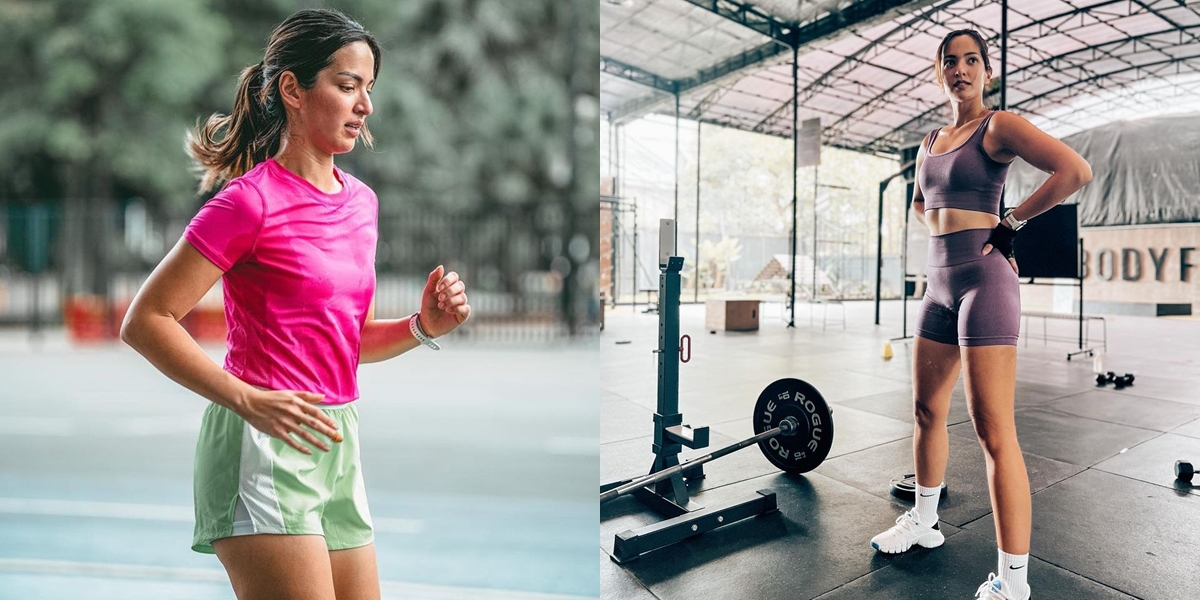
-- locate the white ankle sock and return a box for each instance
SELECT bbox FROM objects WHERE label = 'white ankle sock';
[998,549,1029,597]
[915,482,941,525]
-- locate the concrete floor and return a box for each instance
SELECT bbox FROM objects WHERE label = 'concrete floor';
[0,331,599,600]
[601,299,1200,599]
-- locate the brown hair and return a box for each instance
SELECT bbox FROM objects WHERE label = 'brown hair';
[186,8,382,193]
[934,29,991,87]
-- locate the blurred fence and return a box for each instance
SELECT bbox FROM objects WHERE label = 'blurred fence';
[0,200,593,343]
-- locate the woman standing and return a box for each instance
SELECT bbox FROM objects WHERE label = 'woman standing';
[121,9,470,599]
[869,29,1091,600]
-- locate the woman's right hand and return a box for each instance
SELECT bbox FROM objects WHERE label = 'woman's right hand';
[235,389,342,454]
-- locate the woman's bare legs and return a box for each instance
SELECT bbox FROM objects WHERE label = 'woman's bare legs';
[214,534,335,600]
[330,543,382,600]
[913,336,962,489]
[962,344,1030,554]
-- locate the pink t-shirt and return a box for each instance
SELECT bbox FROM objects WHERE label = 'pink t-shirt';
[184,158,377,404]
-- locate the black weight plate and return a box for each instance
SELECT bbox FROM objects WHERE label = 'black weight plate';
[753,378,834,473]
[889,473,948,502]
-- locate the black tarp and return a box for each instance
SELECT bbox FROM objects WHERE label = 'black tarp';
[1003,113,1200,227]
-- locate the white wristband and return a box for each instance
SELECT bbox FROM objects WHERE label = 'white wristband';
[410,313,441,351]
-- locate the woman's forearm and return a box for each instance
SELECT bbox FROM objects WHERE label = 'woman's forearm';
[1010,167,1091,222]
[120,315,255,411]
[359,316,421,364]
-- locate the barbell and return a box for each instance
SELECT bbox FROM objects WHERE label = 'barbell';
[600,378,835,504]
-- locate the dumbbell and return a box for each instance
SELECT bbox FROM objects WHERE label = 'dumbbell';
[1096,372,1135,388]
[1176,460,1195,483]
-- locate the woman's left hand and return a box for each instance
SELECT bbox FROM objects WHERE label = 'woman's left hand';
[419,265,470,338]
[980,242,1020,275]
[981,225,1020,276]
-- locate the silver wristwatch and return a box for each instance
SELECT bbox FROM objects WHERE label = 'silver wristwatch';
[410,313,441,351]
[1002,208,1027,231]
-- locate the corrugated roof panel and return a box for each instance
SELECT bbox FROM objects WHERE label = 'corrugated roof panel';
[909,82,947,102]
[603,0,1200,153]
[1069,0,1126,10]
[994,5,1034,30]
[887,46,941,75]
[805,90,857,115]
[1025,32,1083,57]
[857,19,902,41]
[867,47,933,76]
[731,73,792,102]
[1015,74,1073,97]
[1069,22,1130,46]
[894,31,942,58]
[1122,46,1176,65]
[845,119,897,140]
[1085,57,1136,75]
[1014,0,1075,23]
[1156,5,1200,27]
[799,49,851,73]
[870,107,925,128]
[843,63,909,90]
[753,0,847,25]
[1161,41,1200,59]
[721,88,788,115]
[958,3,1004,29]
[1107,12,1174,37]
[601,0,772,80]
[822,34,874,57]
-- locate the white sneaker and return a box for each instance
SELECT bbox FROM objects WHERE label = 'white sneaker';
[974,573,1030,600]
[870,507,944,553]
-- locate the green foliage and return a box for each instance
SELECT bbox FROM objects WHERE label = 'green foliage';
[685,124,909,255]
[0,0,229,204]
[698,236,741,290]
[1,0,597,330]
[1,0,589,223]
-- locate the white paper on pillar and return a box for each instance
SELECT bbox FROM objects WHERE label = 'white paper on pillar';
[796,118,821,167]
[659,218,676,267]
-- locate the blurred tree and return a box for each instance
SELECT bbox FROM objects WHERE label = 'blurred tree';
[0,0,229,297]
[0,0,598,333]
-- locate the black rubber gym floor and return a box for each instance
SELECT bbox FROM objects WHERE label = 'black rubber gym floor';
[600,301,1200,600]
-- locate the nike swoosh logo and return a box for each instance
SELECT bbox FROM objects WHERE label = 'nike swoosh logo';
[1009,565,1025,570]
[919,493,937,497]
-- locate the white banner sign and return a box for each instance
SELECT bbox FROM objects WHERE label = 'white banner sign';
[796,117,821,167]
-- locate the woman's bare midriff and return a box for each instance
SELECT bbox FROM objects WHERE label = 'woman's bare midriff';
[923,207,999,237]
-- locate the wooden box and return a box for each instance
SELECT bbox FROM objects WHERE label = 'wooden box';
[705,299,760,332]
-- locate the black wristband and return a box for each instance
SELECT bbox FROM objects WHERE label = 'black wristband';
[986,223,1017,258]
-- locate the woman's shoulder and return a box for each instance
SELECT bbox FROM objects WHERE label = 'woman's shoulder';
[986,109,1033,131]
[211,168,268,205]
[984,109,1041,143]
[219,161,273,199]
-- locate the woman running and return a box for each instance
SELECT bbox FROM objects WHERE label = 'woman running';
[121,9,470,599]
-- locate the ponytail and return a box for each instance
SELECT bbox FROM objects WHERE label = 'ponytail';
[186,61,286,194]
[186,9,381,194]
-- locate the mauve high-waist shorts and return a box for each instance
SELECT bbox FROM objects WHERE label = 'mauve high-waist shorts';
[916,228,1020,347]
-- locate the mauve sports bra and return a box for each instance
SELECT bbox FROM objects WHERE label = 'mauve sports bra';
[918,110,1011,215]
